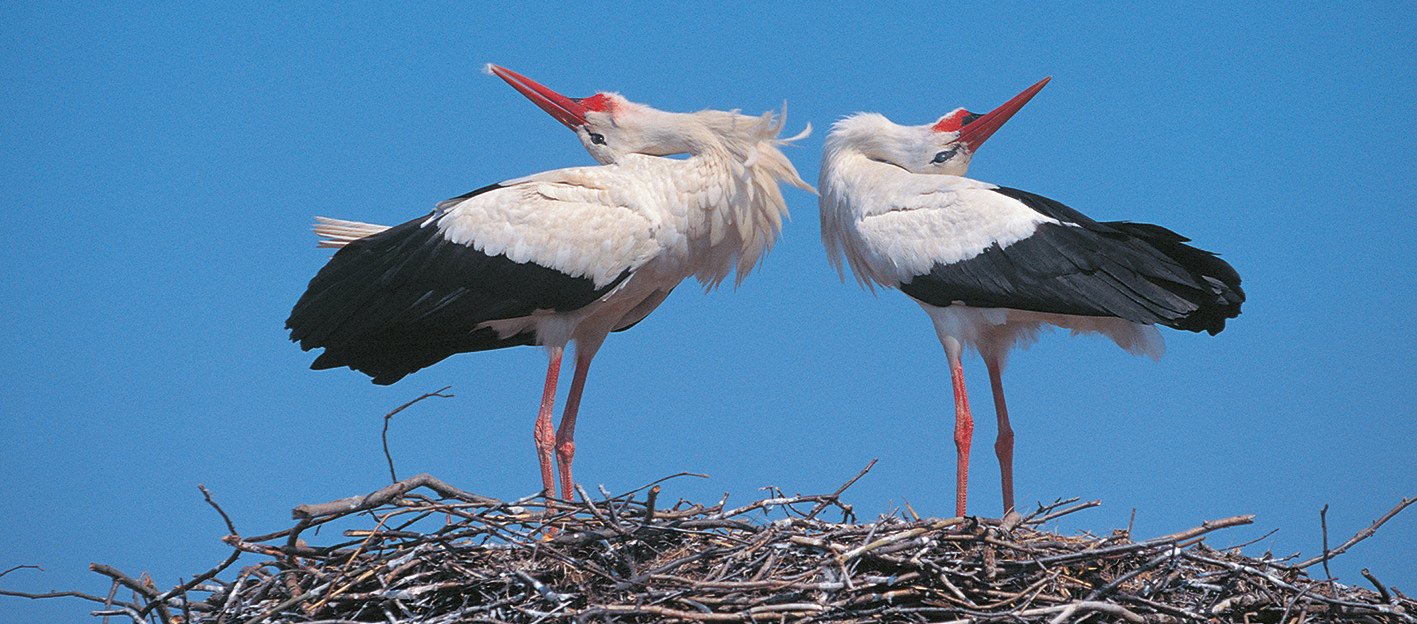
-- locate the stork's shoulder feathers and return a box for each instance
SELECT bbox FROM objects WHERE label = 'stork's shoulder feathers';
[819,154,1056,288]
[434,167,663,288]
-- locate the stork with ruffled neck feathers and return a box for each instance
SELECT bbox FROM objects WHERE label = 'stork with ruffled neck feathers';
[288,65,812,500]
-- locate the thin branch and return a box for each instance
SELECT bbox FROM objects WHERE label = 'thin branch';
[1362,568,1394,604]
[1294,496,1416,569]
[804,458,876,521]
[1222,526,1279,551]
[1320,503,1334,581]
[380,386,454,484]
[87,564,157,600]
[292,472,499,520]
[199,484,238,535]
[1148,514,1255,544]
[88,564,171,624]
[0,565,42,580]
[0,588,118,604]
[1033,499,1102,524]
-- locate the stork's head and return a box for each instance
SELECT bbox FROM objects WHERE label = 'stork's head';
[488,64,708,165]
[827,77,1050,177]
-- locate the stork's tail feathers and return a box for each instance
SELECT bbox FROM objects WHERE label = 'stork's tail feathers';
[312,217,391,248]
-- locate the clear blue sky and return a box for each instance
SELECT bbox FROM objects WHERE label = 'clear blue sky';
[3,4,1413,621]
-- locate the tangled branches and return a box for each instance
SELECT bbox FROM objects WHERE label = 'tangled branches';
[4,465,1411,623]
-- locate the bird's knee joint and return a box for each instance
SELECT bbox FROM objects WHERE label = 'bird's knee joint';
[954,426,974,448]
[533,426,555,452]
[994,430,1013,452]
[555,440,575,462]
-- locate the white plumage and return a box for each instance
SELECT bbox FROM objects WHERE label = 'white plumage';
[819,78,1242,517]
[820,149,1164,361]
[821,159,1057,286]
[290,65,812,501]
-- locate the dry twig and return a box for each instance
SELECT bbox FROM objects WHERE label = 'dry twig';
[1294,497,1416,570]
[378,386,454,484]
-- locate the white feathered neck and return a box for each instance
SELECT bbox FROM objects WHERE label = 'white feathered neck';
[674,106,813,288]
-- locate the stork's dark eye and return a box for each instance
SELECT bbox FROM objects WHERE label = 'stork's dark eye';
[589,132,607,145]
[932,148,957,164]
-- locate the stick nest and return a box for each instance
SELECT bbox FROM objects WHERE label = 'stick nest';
[8,472,1414,623]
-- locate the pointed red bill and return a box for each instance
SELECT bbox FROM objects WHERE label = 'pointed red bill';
[487,64,593,130]
[951,77,1051,151]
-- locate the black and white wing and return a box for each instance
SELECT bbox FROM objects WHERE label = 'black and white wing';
[288,172,660,384]
[896,185,1244,334]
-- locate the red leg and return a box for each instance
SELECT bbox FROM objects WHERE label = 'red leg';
[985,355,1015,514]
[533,347,563,498]
[948,355,974,518]
[555,350,593,501]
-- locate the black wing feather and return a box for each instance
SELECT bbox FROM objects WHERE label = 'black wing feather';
[287,185,630,384]
[899,186,1244,334]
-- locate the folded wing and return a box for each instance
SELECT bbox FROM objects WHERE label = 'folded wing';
[890,186,1244,334]
[287,175,657,384]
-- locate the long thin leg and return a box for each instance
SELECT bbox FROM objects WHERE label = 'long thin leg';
[533,347,563,498]
[947,350,974,518]
[984,353,1015,514]
[555,350,593,501]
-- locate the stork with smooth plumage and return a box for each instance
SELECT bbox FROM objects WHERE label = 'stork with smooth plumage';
[819,78,1243,517]
[287,65,812,501]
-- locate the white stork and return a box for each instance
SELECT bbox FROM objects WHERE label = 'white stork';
[288,65,812,500]
[819,78,1243,517]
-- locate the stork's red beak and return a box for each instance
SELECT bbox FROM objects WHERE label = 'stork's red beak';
[487,64,591,130]
[955,77,1051,151]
